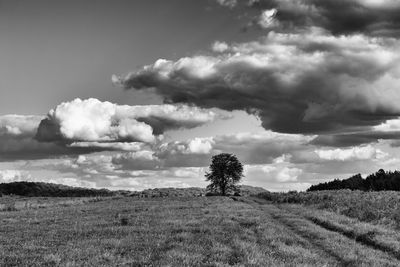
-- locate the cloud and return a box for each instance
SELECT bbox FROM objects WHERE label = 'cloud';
[149,131,313,168]
[89,131,313,173]
[245,153,301,182]
[310,130,400,147]
[0,115,41,137]
[69,141,147,151]
[154,137,215,168]
[0,170,32,183]
[275,167,302,182]
[0,169,97,188]
[36,98,220,144]
[112,151,160,170]
[107,167,206,191]
[235,0,400,37]
[212,41,229,53]
[216,0,237,8]
[116,131,313,170]
[213,132,314,164]
[159,137,215,155]
[0,99,224,161]
[257,9,278,29]
[114,29,400,135]
[0,114,94,161]
[15,130,400,192]
[253,165,302,182]
[20,154,208,191]
[243,155,308,191]
[186,138,214,154]
[374,117,400,132]
[315,145,387,161]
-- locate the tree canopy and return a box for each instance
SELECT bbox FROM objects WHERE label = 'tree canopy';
[205,153,243,196]
[308,169,400,191]
[0,181,114,197]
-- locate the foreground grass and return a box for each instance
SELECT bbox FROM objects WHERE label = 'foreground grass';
[1,196,400,266]
[257,190,400,228]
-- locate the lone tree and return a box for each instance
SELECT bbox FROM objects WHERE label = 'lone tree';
[205,153,243,196]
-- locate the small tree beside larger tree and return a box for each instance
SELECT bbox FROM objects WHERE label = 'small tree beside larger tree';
[205,153,244,196]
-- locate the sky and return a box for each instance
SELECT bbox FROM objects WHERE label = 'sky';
[2,0,400,191]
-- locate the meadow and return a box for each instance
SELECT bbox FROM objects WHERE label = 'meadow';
[2,190,400,266]
[257,190,400,228]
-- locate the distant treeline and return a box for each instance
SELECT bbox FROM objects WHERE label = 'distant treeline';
[0,181,115,197]
[308,169,400,191]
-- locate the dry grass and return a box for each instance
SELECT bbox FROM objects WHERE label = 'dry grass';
[1,195,400,266]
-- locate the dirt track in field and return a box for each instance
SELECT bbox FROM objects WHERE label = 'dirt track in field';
[245,198,400,266]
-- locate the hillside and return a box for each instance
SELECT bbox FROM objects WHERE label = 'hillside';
[0,181,115,197]
[128,185,268,198]
[0,181,268,198]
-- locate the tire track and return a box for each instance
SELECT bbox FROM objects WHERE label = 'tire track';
[261,205,358,266]
[247,199,400,266]
[269,212,356,266]
[306,216,400,261]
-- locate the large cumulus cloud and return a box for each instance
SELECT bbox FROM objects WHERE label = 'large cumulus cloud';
[0,112,148,161]
[0,98,222,161]
[114,29,400,136]
[36,98,220,144]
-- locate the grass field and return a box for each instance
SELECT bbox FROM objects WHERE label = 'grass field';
[2,193,400,266]
[257,190,400,228]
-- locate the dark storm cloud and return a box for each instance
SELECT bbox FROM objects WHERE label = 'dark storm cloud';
[224,0,400,37]
[114,30,400,135]
[311,131,400,147]
[212,132,313,164]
